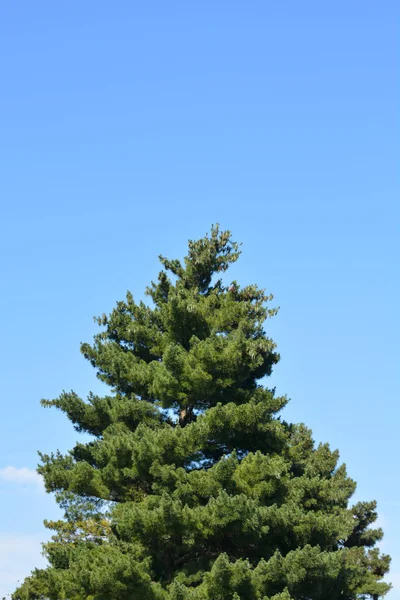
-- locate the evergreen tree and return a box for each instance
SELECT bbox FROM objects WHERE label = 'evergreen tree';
[13,226,391,600]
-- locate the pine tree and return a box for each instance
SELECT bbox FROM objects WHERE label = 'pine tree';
[13,226,391,600]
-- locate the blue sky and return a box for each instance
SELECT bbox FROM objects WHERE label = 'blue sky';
[0,1,399,597]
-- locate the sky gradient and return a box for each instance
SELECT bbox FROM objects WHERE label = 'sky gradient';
[1,2,399,598]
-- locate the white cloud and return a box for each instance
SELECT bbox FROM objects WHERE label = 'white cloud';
[375,512,387,529]
[0,467,43,488]
[0,533,48,599]
[387,571,400,600]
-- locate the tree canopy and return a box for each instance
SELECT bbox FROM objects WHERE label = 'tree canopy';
[13,226,391,600]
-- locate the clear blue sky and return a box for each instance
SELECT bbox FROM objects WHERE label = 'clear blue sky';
[0,2,399,598]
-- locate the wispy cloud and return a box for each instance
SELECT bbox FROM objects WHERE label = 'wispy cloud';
[375,512,387,530]
[0,466,43,487]
[0,533,48,599]
[387,571,400,600]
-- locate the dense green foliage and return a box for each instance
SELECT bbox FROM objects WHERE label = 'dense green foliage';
[13,227,391,600]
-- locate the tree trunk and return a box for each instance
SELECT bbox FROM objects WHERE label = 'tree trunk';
[179,406,193,427]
